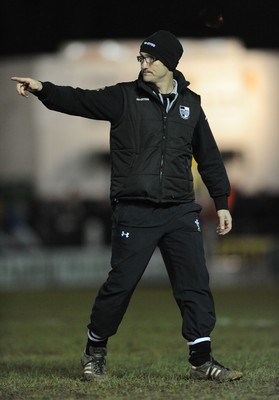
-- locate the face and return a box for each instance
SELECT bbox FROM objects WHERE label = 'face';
[138,52,172,86]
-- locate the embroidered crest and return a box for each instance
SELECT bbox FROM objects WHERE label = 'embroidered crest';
[179,105,190,120]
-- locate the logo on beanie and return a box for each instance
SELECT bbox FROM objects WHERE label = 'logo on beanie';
[179,105,190,120]
[143,41,156,48]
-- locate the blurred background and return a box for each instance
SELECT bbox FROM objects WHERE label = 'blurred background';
[0,0,279,290]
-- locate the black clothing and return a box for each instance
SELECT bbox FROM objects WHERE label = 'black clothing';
[33,69,228,346]
[36,70,230,210]
[140,30,184,71]
[88,201,216,341]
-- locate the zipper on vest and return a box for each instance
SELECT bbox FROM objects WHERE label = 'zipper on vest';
[159,115,168,189]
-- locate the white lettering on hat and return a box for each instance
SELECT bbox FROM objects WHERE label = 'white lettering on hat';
[143,41,156,47]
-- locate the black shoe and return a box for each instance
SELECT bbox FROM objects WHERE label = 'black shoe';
[81,347,107,381]
[189,357,243,382]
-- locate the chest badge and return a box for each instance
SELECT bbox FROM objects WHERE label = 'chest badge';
[179,105,190,120]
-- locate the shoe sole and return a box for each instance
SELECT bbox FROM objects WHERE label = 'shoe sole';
[190,370,243,382]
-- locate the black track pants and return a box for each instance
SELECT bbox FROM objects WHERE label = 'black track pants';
[88,201,216,341]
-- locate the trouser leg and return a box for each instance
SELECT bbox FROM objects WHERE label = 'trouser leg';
[158,206,216,342]
[88,207,159,338]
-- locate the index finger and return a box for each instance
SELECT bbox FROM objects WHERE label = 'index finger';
[11,76,28,83]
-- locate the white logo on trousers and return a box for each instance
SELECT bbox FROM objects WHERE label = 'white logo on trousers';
[121,231,130,238]
[195,218,201,231]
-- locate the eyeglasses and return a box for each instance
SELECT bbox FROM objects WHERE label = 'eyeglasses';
[137,55,157,64]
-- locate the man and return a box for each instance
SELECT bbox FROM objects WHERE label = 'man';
[12,30,243,382]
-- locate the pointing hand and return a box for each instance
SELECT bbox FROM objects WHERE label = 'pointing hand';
[11,76,43,98]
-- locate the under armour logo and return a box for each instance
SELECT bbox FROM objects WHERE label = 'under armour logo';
[194,218,201,232]
[121,231,130,238]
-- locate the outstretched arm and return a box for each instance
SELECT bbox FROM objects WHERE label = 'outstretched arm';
[11,76,43,98]
[216,209,232,235]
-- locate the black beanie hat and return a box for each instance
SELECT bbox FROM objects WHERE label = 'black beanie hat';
[140,30,183,71]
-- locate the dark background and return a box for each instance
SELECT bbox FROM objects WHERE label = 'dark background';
[1,0,278,56]
[1,0,279,249]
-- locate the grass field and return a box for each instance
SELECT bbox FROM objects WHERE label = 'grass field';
[0,284,278,400]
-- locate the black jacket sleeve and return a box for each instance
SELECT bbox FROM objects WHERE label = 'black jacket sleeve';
[34,81,124,124]
[192,108,231,210]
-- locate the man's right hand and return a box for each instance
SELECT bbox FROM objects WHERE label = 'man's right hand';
[11,77,43,98]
